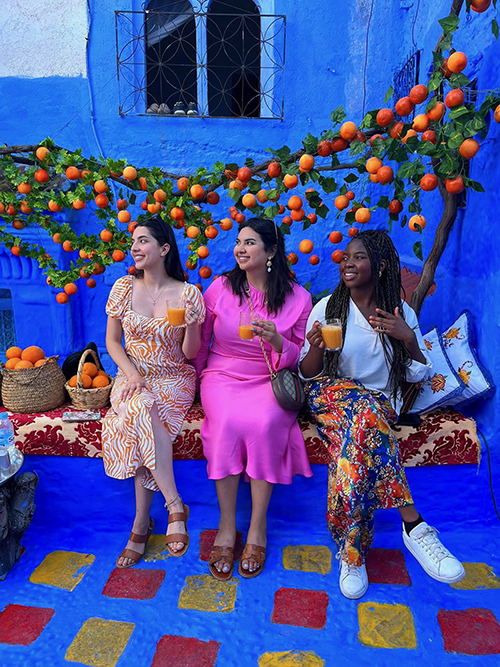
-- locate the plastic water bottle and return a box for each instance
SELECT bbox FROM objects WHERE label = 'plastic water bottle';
[0,412,14,481]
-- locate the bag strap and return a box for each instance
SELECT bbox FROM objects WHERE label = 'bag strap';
[245,287,277,380]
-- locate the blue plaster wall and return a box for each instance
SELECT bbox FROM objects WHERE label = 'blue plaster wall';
[1,1,499,460]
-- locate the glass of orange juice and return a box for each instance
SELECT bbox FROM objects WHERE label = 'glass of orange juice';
[239,312,254,340]
[167,298,186,326]
[321,318,342,350]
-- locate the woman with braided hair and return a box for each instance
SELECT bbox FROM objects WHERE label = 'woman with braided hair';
[299,229,464,599]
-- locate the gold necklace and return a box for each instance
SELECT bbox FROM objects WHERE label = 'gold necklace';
[142,280,171,306]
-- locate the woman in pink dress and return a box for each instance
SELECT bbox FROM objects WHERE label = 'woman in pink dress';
[195,217,312,580]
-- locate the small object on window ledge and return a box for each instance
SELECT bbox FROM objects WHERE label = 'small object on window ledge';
[146,103,159,114]
[173,101,186,115]
[187,102,198,116]
[159,102,170,114]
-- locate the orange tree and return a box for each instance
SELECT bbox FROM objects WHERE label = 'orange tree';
[1,0,499,313]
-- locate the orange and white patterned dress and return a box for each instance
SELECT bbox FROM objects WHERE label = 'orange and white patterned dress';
[102,275,206,491]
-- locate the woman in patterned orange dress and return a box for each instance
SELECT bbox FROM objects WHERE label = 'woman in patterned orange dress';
[103,217,205,567]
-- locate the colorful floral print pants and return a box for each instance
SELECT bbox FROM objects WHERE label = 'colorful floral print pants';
[306,378,413,566]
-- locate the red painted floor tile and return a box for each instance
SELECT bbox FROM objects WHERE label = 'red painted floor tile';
[438,607,500,655]
[366,548,411,586]
[0,604,55,646]
[199,529,244,561]
[151,634,220,666]
[271,588,329,629]
[102,568,165,600]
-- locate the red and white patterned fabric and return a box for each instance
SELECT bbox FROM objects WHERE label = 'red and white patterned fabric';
[8,403,480,468]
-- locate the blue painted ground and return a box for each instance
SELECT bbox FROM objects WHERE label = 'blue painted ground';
[0,456,499,666]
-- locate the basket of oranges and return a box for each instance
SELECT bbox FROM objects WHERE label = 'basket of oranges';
[1,345,67,413]
[65,348,113,410]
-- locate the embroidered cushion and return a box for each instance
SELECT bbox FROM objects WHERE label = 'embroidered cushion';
[440,310,495,408]
[409,327,466,414]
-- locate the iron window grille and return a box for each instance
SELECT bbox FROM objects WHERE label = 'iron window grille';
[0,289,16,358]
[393,50,421,120]
[115,1,286,119]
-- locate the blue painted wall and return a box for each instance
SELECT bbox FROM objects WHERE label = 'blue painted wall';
[1,1,499,460]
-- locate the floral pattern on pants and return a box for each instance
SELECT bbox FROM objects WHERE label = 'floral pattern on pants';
[306,377,413,566]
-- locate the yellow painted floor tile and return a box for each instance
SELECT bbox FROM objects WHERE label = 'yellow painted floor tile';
[259,650,325,666]
[282,545,332,574]
[30,551,95,591]
[451,562,500,590]
[143,534,171,562]
[65,617,134,667]
[358,602,417,649]
[178,575,238,613]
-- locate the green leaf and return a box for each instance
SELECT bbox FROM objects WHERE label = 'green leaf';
[360,112,374,130]
[416,141,438,156]
[299,172,310,186]
[303,133,319,154]
[309,169,320,183]
[264,205,280,218]
[349,140,367,156]
[448,106,470,120]
[439,34,453,51]
[463,178,485,193]
[437,154,456,178]
[377,196,390,209]
[447,130,464,149]
[492,18,499,39]
[227,187,241,203]
[287,163,300,175]
[370,137,385,157]
[244,158,255,168]
[280,223,291,235]
[438,15,460,35]
[400,214,408,229]
[428,71,444,93]
[397,162,415,179]
[331,154,340,167]
[331,106,346,126]
[408,200,420,214]
[302,219,311,231]
[384,85,394,103]
[316,204,329,219]
[449,72,470,88]
[344,173,359,183]
[432,51,444,71]
[319,176,337,194]
[413,241,423,260]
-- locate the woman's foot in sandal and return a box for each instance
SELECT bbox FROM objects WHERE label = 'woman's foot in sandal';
[238,528,267,578]
[209,528,236,580]
[165,495,189,557]
[116,517,154,569]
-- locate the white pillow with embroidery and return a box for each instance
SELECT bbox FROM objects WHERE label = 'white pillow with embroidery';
[440,310,495,408]
[409,327,466,414]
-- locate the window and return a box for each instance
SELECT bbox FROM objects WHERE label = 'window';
[0,289,16,359]
[115,0,285,118]
[393,50,421,120]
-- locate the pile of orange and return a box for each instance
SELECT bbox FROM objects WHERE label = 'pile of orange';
[5,345,51,369]
[67,362,110,389]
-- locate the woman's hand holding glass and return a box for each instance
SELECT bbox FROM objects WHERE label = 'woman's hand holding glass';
[252,318,283,353]
[306,321,326,349]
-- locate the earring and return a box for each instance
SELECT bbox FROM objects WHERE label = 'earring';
[379,270,383,277]
[267,257,273,273]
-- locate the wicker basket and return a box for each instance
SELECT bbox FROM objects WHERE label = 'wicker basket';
[65,349,113,410]
[1,356,66,414]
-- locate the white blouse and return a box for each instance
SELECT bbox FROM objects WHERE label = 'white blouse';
[299,296,432,414]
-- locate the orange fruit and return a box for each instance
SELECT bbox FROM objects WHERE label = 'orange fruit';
[206,191,220,205]
[139,176,148,191]
[369,134,385,147]
[390,121,405,139]
[68,375,78,387]
[402,129,418,144]
[376,108,394,127]
[92,375,109,388]
[123,166,137,181]
[471,0,491,12]
[6,346,23,360]
[170,207,185,221]
[229,179,246,191]
[6,204,17,215]
[421,130,437,144]
[190,184,204,200]
[445,175,465,194]
[21,346,45,363]
[287,252,298,265]
[34,359,47,367]
[242,193,257,208]
[445,89,464,109]
[331,137,348,152]
[56,293,69,304]
[307,212,317,224]
[346,191,355,200]
[331,249,344,263]
[147,202,161,214]
[427,101,446,121]
[282,216,292,226]
[329,231,342,244]
[288,195,303,211]
[413,114,430,132]
[299,239,313,254]
[15,360,34,369]
[80,373,93,389]
[64,283,77,295]
[340,121,357,140]
[348,227,359,237]
[72,199,86,210]
[267,162,282,178]
[283,174,299,189]
[82,362,98,378]
[355,208,371,224]
[36,146,50,161]
[237,167,252,183]
[197,246,209,259]
[153,189,167,202]
[177,177,189,191]
[409,84,428,105]
[309,255,320,265]
[377,166,394,185]
[291,209,305,222]
[447,51,467,73]
[408,215,427,232]
[317,140,332,157]
[186,226,200,239]
[86,278,97,288]
[112,250,126,262]
[389,199,403,215]
[117,210,131,223]
[95,194,109,208]
[94,180,108,193]
[366,157,382,174]
[369,174,379,184]
[395,97,414,117]
[299,154,315,172]
[65,166,80,181]
[17,182,31,195]
[117,198,128,210]
[5,358,21,369]
[12,220,24,231]
[420,174,438,191]
[48,200,62,212]
[11,246,21,256]
[199,266,212,280]
[205,225,218,239]
[96,370,108,378]
[459,139,480,159]
[219,218,233,231]
[100,229,113,242]
[35,169,49,183]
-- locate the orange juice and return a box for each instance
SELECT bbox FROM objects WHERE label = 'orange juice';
[321,324,342,350]
[168,307,186,326]
[239,324,254,340]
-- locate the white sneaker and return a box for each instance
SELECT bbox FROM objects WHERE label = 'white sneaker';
[402,522,465,584]
[339,560,368,599]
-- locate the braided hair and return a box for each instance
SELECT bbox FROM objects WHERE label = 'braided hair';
[324,229,412,404]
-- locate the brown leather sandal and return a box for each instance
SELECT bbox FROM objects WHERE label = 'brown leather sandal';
[209,545,235,581]
[165,504,190,557]
[238,543,266,579]
[116,517,155,569]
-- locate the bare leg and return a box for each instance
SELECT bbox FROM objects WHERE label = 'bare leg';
[148,403,186,552]
[117,467,154,567]
[241,478,273,574]
[212,475,240,573]
[399,504,420,522]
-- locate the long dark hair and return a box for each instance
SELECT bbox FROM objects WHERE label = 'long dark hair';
[134,217,185,282]
[224,217,296,314]
[324,229,412,403]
